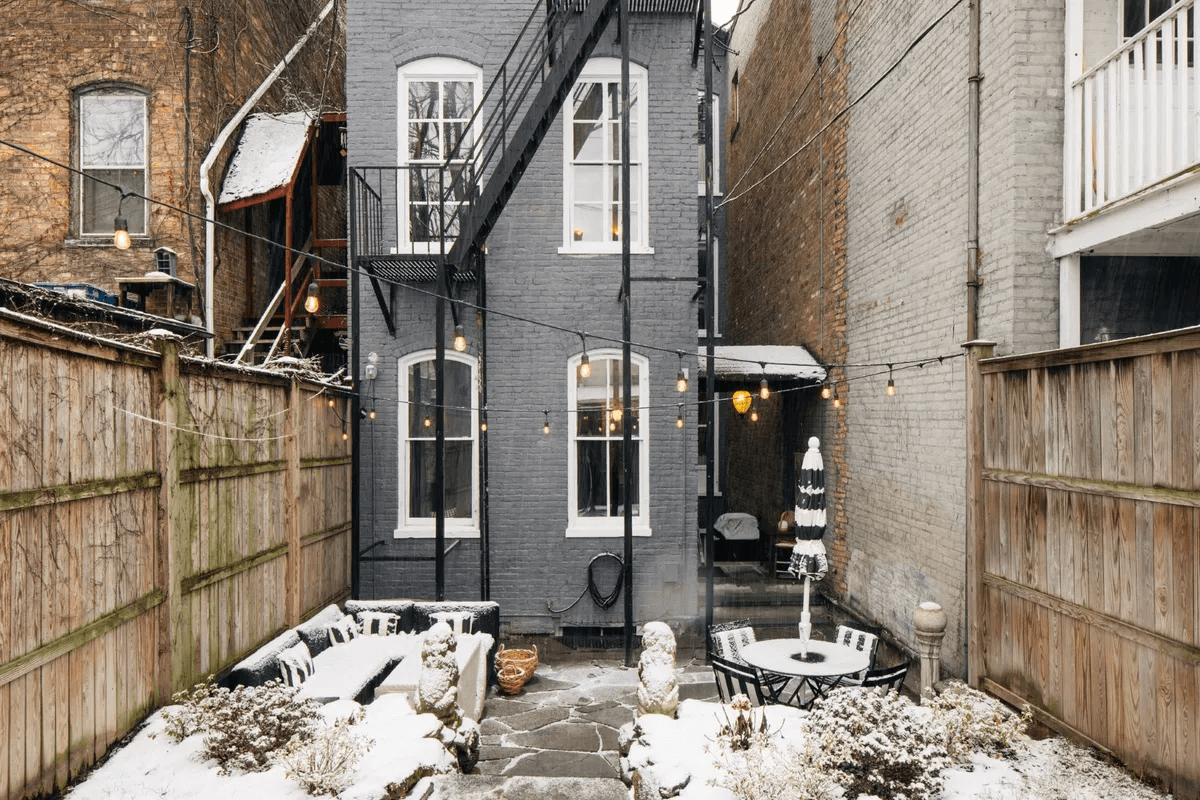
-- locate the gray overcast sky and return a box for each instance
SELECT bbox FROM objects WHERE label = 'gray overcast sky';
[713,0,737,26]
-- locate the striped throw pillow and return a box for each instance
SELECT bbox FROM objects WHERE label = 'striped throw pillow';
[327,616,359,645]
[356,611,399,636]
[278,642,314,687]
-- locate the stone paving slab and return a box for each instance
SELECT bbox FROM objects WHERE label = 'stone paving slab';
[502,750,619,779]
[492,705,571,731]
[505,720,603,752]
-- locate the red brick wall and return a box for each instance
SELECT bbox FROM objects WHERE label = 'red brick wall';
[725,0,850,592]
[0,0,344,350]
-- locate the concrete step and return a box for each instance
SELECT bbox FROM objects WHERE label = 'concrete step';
[429,774,629,800]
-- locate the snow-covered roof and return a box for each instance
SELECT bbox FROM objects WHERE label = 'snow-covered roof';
[218,111,314,206]
[698,344,826,381]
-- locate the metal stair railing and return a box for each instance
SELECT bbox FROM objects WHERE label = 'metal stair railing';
[349,0,618,269]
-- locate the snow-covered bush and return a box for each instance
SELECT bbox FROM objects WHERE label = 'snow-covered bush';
[924,680,1030,760]
[281,717,373,796]
[805,687,951,800]
[709,695,841,800]
[160,677,321,773]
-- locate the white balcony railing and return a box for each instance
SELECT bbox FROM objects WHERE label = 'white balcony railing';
[1067,0,1197,217]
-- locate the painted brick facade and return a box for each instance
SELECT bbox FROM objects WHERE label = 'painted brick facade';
[0,0,344,349]
[727,0,1064,676]
[348,1,723,633]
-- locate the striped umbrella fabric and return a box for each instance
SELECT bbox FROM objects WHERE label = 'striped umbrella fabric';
[789,436,829,581]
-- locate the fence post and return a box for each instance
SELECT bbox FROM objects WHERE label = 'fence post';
[285,376,301,628]
[152,336,184,700]
[963,340,994,690]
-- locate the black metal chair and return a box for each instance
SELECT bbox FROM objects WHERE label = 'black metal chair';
[859,660,912,694]
[710,653,777,706]
[833,624,881,670]
[708,619,756,664]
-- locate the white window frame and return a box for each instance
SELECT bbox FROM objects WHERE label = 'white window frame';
[395,350,480,538]
[78,88,148,239]
[698,92,721,196]
[566,350,652,537]
[397,58,483,254]
[561,58,653,254]
[698,236,720,338]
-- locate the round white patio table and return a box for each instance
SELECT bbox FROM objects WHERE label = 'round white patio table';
[739,639,871,708]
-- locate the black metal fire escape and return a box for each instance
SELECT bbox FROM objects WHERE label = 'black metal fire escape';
[349,0,620,309]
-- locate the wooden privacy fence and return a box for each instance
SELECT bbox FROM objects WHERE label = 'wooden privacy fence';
[965,332,1200,799]
[0,312,352,800]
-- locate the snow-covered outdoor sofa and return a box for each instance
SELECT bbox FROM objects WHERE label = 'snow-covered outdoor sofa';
[221,600,499,719]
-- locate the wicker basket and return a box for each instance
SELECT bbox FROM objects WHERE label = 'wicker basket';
[496,663,531,695]
[495,643,538,676]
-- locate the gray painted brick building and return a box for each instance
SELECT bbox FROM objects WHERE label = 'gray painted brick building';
[347,0,725,635]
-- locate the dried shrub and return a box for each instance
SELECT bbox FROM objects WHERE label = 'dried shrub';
[159,677,321,774]
[280,716,373,796]
[923,680,1031,760]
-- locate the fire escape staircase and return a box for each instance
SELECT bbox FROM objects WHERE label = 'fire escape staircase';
[350,0,619,331]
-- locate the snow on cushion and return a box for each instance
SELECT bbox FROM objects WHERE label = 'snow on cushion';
[278,641,314,687]
[327,615,359,645]
[356,611,399,636]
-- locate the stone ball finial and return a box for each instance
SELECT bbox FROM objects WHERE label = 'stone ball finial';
[914,601,947,634]
[808,436,820,449]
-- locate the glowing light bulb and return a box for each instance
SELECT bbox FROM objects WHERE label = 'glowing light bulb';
[579,352,591,378]
[677,370,688,393]
[759,378,770,400]
[453,324,467,352]
[821,383,832,400]
[113,216,131,250]
[305,281,320,314]
[368,409,377,420]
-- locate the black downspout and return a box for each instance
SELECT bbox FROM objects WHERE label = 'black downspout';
[435,174,446,602]
[478,249,490,600]
[703,0,716,648]
[350,171,361,599]
[620,0,634,668]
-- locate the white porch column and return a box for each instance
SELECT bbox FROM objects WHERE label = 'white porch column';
[1059,253,1081,348]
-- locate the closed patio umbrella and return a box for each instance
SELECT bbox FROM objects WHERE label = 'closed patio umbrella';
[789,436,829,656]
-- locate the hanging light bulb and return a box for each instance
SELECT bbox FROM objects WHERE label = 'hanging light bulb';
[832,384,841,408]
[453,324,468,352]
[676,352,688,392]
[480,420,488,432]
[750,408,759,422]
[113,215,131,250]
[368,408,377,420]
[543,410,551,435]
[305,281,320,314]
[611,404,623,422]
[886,364,896,396]
[676,404,685,429]
[424,414,432,428]
[328,397,336,408]
[759,377,770,400]
[821,382,832,400]
[732,389,752,414]
[579,351,591,378]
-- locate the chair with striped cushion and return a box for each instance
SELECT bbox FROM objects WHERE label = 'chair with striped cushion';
[711,653,771,706]
[833,624,880,670]
[708,619,756,665]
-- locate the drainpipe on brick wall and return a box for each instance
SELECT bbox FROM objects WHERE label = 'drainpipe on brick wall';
[966,0,981,341]
[198,0,336,358]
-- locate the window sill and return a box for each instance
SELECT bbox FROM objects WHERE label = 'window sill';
[566,521,652,538]
[393,525,480,539]
[64,237,153,249]
[558,245,655,256]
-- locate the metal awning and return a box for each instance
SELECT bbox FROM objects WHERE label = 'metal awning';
[698,345,827,382]
[218,111,314,210]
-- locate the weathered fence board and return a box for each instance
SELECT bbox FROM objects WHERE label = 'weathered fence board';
[0,314,351,800]
[967,331,1200,799]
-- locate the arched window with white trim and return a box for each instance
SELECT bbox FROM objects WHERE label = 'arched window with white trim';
[567,350,651,536]
[396,351,479,537]
[398,58,483,251]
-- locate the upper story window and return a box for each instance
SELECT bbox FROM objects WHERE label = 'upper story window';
[1123,0,1181,37]
[398,58,482,252]
[698,92,721,196]
[396,351,479,538]
[698,236,720,337]
[567,350,651,537]
[562,58,651,254]
[78,87,147,240]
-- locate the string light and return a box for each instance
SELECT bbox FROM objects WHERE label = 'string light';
[480,420,488,432]
[368,408,377,420]
[832,384,841,408]
[453,324,468,352]
[113,215,131,250]
[676,351,688,393]
[732,389,752,414]
[305,281,320,314]
[327,398,336,408]
[676,404,685,428]
[543,410,551,435]
[578,333,591,378]
[821,382,831,399]
[424,414,432,428]
[886,364,896,396]
[750,408,759,422]
[759,379,770,400]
